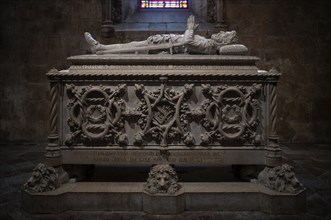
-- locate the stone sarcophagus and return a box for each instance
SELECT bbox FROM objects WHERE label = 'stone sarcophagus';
[22,54,307,217]
[22,16,306,216]
[45,54,282,168]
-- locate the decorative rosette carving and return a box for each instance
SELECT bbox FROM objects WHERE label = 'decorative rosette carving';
[65,84,127,146]
[199,84,262,145]
[128,83,194,147]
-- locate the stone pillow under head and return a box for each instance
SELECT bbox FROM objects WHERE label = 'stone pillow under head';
[219,44,248,55]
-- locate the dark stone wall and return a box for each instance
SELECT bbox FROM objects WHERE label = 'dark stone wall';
[0,0,330,143]
[0,0,103,142]
[226,0,331,143]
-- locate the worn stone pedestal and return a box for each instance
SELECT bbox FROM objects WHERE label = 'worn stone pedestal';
[143,190,185,214]
[21,182,305,217]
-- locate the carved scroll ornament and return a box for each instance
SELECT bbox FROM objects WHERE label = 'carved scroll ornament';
[198,84,262,145]
[65,84,127,146]
[128,83,194,147]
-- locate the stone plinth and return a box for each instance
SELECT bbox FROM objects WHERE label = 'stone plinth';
[143,190,185,215]
[21,182,305,216]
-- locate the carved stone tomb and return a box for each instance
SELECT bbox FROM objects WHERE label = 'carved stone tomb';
[21,54,306,216]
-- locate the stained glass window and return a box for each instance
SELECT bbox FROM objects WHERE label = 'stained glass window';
[140,0,188,9]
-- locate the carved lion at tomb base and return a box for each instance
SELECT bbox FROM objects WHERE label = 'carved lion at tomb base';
[144,164,181,194]
[22,163,60,193]
[256,163,304,194]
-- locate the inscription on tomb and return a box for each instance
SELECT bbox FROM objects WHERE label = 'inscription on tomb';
[62,150,223,164]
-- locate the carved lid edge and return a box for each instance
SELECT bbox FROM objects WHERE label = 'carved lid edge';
[67,54,260,66]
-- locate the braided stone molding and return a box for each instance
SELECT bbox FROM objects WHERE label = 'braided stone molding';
[47,69,280,78]
[69,65,259,70]
[265,68,282,166]
[269,84,278,136]
[49,82,59,135]
[45,69,61,159]
[66,54,260,65]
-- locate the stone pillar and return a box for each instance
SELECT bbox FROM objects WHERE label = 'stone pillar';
[265,71,282,167]
[101,0,114,38]
[45,69,62,167]
[215,0,227,29]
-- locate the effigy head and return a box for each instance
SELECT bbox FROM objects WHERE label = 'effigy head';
[211,30,238,45]
[144,164,181,194]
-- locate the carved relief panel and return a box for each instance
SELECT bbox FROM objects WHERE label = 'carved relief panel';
[47,55,280,167]
[64,84,127,146]
[62,82,265,148]
[126,82,195,147]
[197,83,263,146]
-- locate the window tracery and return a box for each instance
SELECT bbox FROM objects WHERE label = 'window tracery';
[140,0,188,9]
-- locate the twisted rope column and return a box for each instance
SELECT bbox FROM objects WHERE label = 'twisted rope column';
[266,83,282,167]
[269,85,278,136]
[45,79,62,165]
[49,83,59,135]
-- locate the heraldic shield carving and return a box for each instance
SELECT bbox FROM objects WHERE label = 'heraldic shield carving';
[65,84,127,146]
[200,84,262,145]
[131,82,194,147]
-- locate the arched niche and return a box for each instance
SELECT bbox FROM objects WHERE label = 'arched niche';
[101,0,227,37]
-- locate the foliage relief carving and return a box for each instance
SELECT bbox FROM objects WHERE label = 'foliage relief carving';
[65,84,127,146]
[198,84,262,145]
[128,83,194,147]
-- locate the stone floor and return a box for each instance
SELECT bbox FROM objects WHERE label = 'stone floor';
[0,142,330,219]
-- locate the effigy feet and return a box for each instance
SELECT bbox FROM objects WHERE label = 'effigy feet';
[84,32,99,54]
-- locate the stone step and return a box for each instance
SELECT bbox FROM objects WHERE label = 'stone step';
[22,182,306,216]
